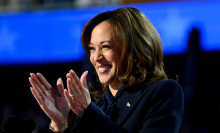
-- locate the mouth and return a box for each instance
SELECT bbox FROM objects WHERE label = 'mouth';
[98,66,112,73]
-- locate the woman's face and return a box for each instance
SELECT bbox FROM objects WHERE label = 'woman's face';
[89,21,121,88]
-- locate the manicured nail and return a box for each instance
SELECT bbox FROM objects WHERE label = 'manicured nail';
[70,69,74,74]
[67,73,71,77]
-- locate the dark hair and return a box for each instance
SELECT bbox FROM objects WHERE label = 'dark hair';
[81,7,167,100]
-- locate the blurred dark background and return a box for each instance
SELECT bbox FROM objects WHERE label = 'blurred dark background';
[0,0,220,133]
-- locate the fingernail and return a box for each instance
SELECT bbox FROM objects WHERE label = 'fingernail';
[67,73,71,78]
[70,69,74,74]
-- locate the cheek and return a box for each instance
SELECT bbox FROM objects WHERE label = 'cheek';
[113,55,122,71]
[90,56,94,66]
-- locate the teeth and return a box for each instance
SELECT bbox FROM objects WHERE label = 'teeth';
[99,66,111,72]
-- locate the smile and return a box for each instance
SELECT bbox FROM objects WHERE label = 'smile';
[98,66,112,73]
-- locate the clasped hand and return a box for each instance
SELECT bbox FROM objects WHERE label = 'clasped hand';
[29,70,91,126]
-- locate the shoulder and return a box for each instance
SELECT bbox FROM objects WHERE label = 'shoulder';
[126,79,183,99]
[145,79,184,99]
[148,79,182,91]
[151,79,181,87]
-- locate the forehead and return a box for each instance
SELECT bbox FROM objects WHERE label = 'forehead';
[90,21,113,43]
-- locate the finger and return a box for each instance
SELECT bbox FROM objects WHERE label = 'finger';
[29,77,44,97]
[69,70,84,97]
[79,71,89,104]
[67,74,86,101]
[57,78,65,97]
[69,70,82,90]
[67,78,76,97]
[69,74,83,96]
[30,87,43,105]
[67,76,88,109]
[67,72,82,96]
[30,73,47,93]
[37,73,53,90]
[70,71,90,107]
[64,89,75,103]
[64,89,77,111]
[67,77,84,105]
[64,90,84,117]
[80,71,88,89]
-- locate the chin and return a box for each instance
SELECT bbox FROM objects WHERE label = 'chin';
[98,76,116,85]
[99,78,109,84]
[96,70,118,85]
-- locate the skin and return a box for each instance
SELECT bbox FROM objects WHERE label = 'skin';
[28,20,122,132]
[29,70,90,132]
[89,21,122,96]
[29,73,70,131]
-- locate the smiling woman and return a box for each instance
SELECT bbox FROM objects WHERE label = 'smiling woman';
[29,7,184,133]
[89,21,122,96]
[81,7,168,101]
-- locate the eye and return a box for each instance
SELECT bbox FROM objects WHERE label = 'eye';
[102,45,111,49]
[88,46,95,51]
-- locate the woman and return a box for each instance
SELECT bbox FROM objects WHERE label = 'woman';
[29,7,184,133]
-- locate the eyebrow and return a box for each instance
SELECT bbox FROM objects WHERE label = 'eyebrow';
[89,41,112,45]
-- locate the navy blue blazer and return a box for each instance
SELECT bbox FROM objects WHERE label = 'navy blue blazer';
[69,79,184,133]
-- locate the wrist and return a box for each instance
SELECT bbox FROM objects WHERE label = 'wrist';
[49,121,68,133]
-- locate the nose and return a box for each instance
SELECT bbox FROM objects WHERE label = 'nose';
[93,49,103,62]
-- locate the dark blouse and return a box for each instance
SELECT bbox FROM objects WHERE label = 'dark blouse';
[98,86,124,121]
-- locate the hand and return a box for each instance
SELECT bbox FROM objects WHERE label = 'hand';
[29,73,70,125]
[64,70,91,117]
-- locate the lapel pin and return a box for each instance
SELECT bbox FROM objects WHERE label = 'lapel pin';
[126,102,131,107]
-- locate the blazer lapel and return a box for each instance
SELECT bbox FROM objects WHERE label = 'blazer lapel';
[115,87,148,125]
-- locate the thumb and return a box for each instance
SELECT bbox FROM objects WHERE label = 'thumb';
[57,78,65,97]
[80,71,88,89]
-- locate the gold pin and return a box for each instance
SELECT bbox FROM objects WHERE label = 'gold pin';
[126,102,131,107]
